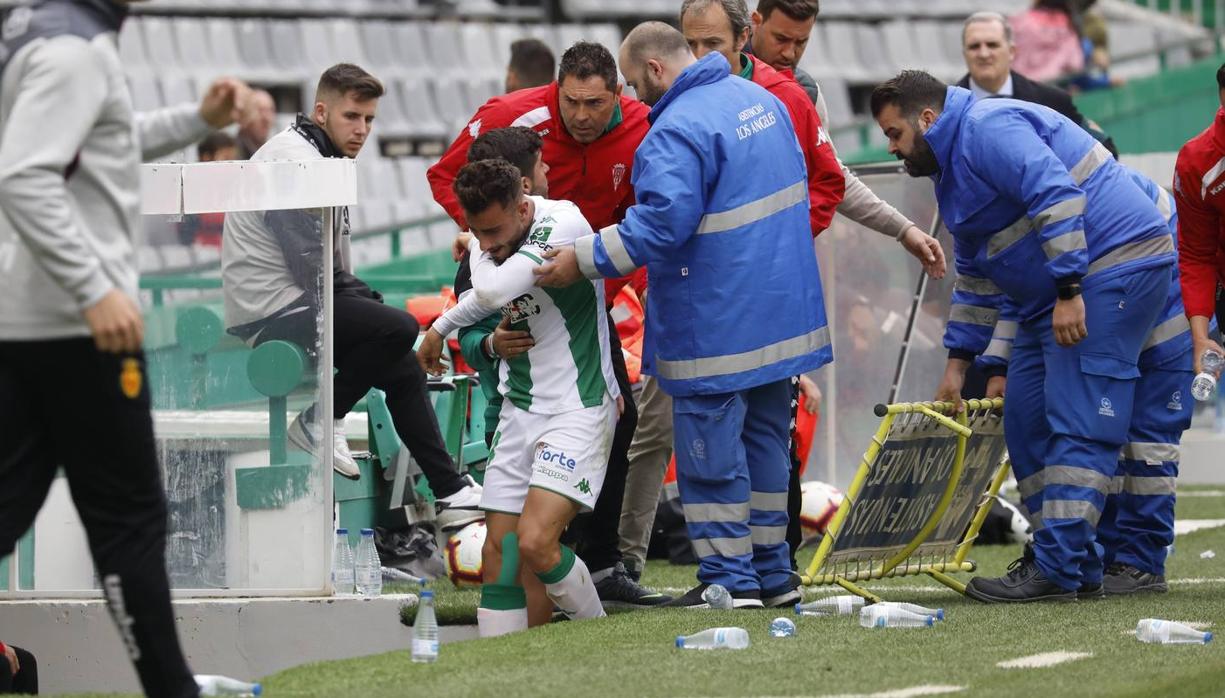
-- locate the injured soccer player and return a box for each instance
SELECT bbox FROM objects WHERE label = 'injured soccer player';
[418,159,622,636]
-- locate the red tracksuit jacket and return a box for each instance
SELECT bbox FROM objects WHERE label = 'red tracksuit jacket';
[1174,108,1225,319]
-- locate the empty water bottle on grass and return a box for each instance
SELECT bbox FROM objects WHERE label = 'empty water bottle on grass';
[676,627,750,650]
[195,675,261,696]
[880,601,945,621]
[412,590,440,663]
[859,604,934,628]
[769,617,797,637]
[795,595,863,616]
[355,528,382,596]
[1192,350,1224,401]
[702,583,733,609]
[1135,619,1213,645]
[332,529,354,596]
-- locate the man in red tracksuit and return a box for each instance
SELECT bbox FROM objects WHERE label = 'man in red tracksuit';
[1172,62,1225,374]
[427,41,670,612]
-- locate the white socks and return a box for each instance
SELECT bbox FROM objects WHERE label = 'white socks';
[537,546,606,620]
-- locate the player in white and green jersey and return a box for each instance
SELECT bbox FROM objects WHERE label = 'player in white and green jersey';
[419,159,619,638]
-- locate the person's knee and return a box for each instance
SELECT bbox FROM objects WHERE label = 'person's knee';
[517,524,561,574]
[481,537,503,583]
[391,311,421,345]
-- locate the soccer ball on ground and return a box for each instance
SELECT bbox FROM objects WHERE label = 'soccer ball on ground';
[799,480,844,545]
[444,521,486,588]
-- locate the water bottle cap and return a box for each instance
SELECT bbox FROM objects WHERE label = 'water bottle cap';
[420,590,434,599]
[936,609,945,621]
[251,684,262,696]
[336,528,348,535]
[925,616,934,626]
[1205,631,1214,644]
[361,528,375,536]
[675,635,684,648]
[794,602,803,615]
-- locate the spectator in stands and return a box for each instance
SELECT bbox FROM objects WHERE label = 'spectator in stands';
[1067,0,1117,92]
[0,641,36,695]
[1172,63,1225,399]
[178,132,238,247]
[1010,0,1085,84]
[958,13,1118,158]
[237,89,276,159]
[0,2,254,695]
[221,64,483,527]
[873,70,1174,602]
[429,42,671,609]
[506,38,556,93]
[537,22,834,609]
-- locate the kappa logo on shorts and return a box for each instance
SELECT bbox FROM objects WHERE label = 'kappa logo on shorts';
[119,358,142,400]
[1098,397,1115,418]
[575,478,592,495]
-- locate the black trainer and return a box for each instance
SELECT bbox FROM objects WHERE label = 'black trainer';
[664,583,763,609]
[1103,563,1168,595]
[965,557,1077,603]
[1078,582,1106,599]
[593,562,673,608]
[762,572,803,608]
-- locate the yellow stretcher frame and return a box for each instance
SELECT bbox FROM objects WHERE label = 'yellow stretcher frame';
[800,398,1010,603]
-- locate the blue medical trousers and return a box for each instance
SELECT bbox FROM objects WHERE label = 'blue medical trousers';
[1004,264,1171,590]
[1096,365,1190,575]
[672,379,792,593]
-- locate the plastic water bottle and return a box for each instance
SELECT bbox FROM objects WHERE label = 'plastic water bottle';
[332,529,354,595]
[675,627,750,650]
[412,590,440,663]
[1192,350,1224,401]
[859,604,935,628]
[702,584,733,610]
[880,601,945,621]
[1135,619,1214,644]
[355,528,382,596]
[795,595,864,616]
[382,566,426,586]
[769,617,797,637]
[194,675,262,696]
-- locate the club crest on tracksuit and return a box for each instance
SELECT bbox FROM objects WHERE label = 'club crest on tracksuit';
[1098,397,1115,417]
[1167,391,1183,411]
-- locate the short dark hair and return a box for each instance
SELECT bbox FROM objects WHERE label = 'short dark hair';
[315,63,384,102]
[509,38,556,90]
[756,0,819,21]
[558,41,618,92]
[467,127,543,180]
[870,70,948,119]
[454,159,524,217]
[197,131,236,160]
[1217,61,1225,91]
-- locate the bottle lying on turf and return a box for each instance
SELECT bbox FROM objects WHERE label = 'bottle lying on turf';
[194,675,261,696]
[859,604,935,628]
[795,595,863,616]
[1135,619,1213,644]
[769,617,796,637]
[879,601,945,621]
[676,627,750,650]
[413,590,440,663]
[702,584,733,610]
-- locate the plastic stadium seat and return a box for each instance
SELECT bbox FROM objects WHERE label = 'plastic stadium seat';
[909,20,963,82]
[128,74,163,112]
[1112,24,1161,81]
[394,157,432,203]
[941,21,969,78]
[460,23,501,81]
[818,77,854,128]
[206,18,248,76]
[358,21,400,75]
[172,18,216,77]
[161,245,195,270]
[491,23,529,71]
[236,19,278,76]
[141,17,181,70]
[819,22,872,82]
[327,20,371,67]
[266,21,308,81]
[137,246,163,273]
[797,22,838,80]
[299,19,339,72]
[390,23,432,77]
[118,17,149,71]
[464,78,500,115]
[398,77,448,140]
[423,23,467,79]
[853,23,893,83]
[880,21,919,75]
[432,77,474,133]
[372,84,412,136]
[160,75,198,108]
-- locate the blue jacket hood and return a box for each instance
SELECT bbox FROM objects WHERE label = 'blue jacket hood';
[649,52,730,124]
[923,86,975,177]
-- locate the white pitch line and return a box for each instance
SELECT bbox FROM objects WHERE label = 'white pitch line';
[1175,519,1225,535]
[996,651,1092,669]
[801,686,966,698]
[1179,490,1225,497]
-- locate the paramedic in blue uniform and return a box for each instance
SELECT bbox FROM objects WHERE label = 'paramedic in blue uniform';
[535,22,833,608]
[870,70,1174,602]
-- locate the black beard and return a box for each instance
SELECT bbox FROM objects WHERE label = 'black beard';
[900,131,940,177]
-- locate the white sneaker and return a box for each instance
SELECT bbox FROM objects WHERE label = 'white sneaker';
[435,476,483,530]
[287,411,361,480]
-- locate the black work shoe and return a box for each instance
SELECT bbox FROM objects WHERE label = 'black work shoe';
[1103,563,1168,595]
[1078,582,1106,599]
[965,557,1077,603]
[762,572,803,608]
[594,562,672,608]
[663,583,763,609]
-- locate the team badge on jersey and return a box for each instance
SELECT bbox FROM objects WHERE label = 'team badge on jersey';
[505,293,542,323]
[120,358,143,399]
[612,163,626,191]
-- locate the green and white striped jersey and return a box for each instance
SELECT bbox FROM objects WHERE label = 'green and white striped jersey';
[434,197,619,415]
